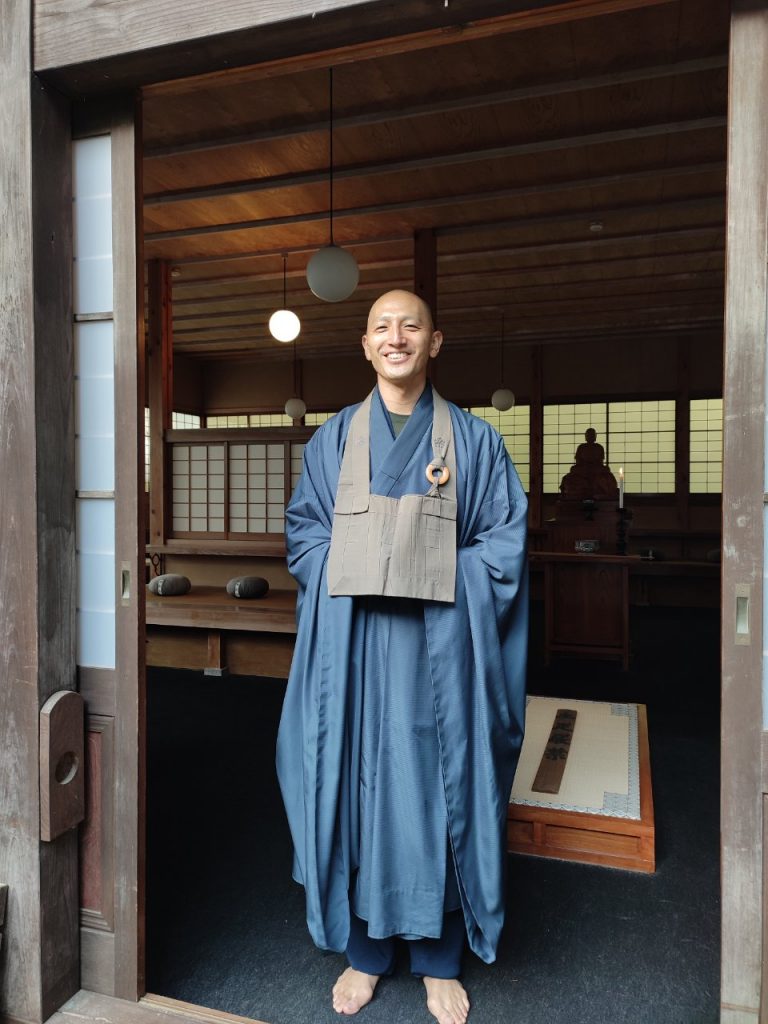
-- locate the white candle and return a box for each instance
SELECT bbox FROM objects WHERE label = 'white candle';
[619,467,624,509]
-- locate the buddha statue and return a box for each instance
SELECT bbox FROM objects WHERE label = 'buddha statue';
[559,428,619,501]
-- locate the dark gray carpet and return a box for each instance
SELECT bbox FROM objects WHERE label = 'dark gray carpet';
[146,605,720,1024]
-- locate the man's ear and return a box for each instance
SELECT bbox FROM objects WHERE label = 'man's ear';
[362,333,372,362]
[429,330,444,357]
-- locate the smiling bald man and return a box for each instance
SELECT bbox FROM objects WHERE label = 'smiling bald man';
[276,291,528,1024]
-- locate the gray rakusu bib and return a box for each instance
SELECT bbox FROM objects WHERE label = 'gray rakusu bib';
[327,389,457,603]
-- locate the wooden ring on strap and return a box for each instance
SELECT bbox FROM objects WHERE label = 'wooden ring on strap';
[426,464,450,486]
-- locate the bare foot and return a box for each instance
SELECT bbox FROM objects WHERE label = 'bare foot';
[423,977,470,1024]
[332,967,380,1015]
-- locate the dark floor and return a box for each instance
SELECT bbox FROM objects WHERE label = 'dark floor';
[146,604,720,1024]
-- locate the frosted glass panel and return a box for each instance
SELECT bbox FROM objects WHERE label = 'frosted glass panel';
[75,319,114,492]
[76,436,115,491]
[78,551,116,612]
[73,135,112,199]
[77,610,116,669]
[73,135,113,315]
[74,256,113,315]
[77,376,115,437]
[74,195,113,261]
[77,498,115,554]
[75,320,114,376]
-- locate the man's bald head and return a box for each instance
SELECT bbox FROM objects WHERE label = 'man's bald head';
[366,290,435,334]
[361,289,443,405]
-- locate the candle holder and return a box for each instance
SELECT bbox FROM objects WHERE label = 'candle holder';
[616,506,630,556]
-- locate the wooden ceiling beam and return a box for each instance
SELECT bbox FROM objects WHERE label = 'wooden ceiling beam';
[144,162,726,248]
[143,116,726,210]
[174,296,729,344]
[171,271,724,322]
[167,234,724,296]
[146,190,724,244]
[144,55,727,160]
[135,0,678,101]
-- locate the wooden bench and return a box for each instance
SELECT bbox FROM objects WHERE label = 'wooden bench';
[146,586,297,678]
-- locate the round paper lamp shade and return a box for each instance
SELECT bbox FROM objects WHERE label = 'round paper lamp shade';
[306,244,359,302]
[285,397,307,420]
[491,388,515,411]
[268,309,301,343]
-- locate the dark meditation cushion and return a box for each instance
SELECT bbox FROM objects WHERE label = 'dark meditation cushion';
[147,573,191,596]
[226,576,269,599]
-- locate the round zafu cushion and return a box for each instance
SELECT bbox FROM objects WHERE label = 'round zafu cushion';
[148,573,191,596]
[226,576,269,599]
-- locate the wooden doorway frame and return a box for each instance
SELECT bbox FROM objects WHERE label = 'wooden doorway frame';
[5,0,762,1020]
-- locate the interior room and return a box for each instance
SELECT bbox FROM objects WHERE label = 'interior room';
[141,3,725,1021]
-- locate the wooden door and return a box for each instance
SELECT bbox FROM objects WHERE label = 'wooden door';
[73,99,146,1001]
[721,3,767,1021]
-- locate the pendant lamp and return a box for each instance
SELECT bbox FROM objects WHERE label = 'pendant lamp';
[284,330,307,422]
[269,255,301,343]
[306,67,359,303]
[491,313,515,412]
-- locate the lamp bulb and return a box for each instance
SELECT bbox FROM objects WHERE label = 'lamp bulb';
[306,244,359,302]
[269,309,301,343]
[285,397,307,420]
[491,388,515,411]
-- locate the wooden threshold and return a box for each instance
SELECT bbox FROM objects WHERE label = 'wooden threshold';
[48,991,268,1024]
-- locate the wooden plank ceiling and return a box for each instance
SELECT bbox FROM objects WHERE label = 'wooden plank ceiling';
[141,0,728,364]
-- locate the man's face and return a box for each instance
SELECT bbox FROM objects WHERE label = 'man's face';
[362,291,443,387]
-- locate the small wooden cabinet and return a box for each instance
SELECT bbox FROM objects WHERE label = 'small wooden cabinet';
[536,552,632,670]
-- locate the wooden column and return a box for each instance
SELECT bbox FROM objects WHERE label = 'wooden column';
[722,3,768,1019]
[529,346,544,529]
[147,259,173,546]
[0,4,78,1015]
[674,336,690,531]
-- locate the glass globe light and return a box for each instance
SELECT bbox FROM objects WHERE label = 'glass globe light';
[491,388,515,412]
[306,244,359,302]
[285,397,307,420]
[268,308,301,343]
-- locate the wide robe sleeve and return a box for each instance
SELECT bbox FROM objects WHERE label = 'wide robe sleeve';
[423,414,528,963]
[275,412,360,953]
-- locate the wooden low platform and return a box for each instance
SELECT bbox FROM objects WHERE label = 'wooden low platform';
[508,698,655,873]
[146,586,297,677]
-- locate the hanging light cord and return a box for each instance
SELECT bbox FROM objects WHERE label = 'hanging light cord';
[500,312,506,384]
[282,253,287,308]
[329,66,335,246]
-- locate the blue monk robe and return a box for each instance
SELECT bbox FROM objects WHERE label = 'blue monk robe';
[276,384,528,963]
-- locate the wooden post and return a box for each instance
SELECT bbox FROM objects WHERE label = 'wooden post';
[0,8,78,1016]
[529,346,544,529]
[675,336,690,533]
[722,3,768,1019]
[147,259,173,545]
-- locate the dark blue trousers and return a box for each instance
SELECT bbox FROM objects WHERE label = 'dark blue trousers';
[345,910,465,979]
